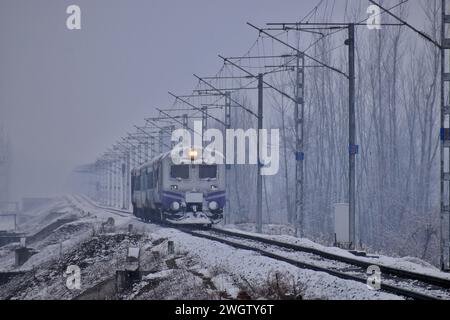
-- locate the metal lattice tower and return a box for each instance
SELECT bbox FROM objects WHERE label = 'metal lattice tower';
[159,129,164,154]
[150,136,155,160]
[441,0,450,271]
[124,152,131,209]
[295,53,305,238]
[201,106,208,149]
[224,91,232,224]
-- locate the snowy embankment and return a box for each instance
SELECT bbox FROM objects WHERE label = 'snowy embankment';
[1,195,401,300]
[219,224,450,282]
[147,227,401,300]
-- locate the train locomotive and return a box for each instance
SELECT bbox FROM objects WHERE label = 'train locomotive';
[131,150,225,226]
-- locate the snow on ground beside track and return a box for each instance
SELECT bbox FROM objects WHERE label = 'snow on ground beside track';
[220,224,450,281]
[16,198,70,234]
[71,197,402,299]
[0,217,99,271]
[151,228,401,300]
[1,196,403,299]
[18,220,98,271]
[67,195,136,226]
[56,196,403,299]
[67,195,160,234]
[0,195,146,272]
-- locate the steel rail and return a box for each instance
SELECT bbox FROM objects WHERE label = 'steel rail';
[74,196,449,300]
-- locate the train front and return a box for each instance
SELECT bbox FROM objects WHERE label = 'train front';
[160,152,225,226]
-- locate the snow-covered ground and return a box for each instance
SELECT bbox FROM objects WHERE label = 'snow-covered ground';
[1,195,447,300]
[146,227,400,300]
[220,224,450,281]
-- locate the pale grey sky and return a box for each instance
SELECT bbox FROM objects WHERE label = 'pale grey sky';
[0,0,426,200]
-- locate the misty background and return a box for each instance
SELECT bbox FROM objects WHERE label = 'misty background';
[2,0,446,266]
[0,0,424,200]
[0,0,322,199]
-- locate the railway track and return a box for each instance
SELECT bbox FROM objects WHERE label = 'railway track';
[68,195,131,218]
[184,228,450,300]
[70,195,450,300]
[210,228,450,290]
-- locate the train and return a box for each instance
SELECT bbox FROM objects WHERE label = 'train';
[131,150,225,226]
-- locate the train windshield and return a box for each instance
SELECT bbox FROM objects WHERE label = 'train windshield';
[170,165,190,179]
[199,165,217,179]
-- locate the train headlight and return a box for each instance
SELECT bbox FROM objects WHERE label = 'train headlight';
[170,201,180,211]
[208,201,218,211]
[189,148,198,161]
[210,185,218,190]
[171,185,178,190]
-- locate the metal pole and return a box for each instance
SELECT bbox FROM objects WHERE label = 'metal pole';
[115,160,119,207]
[224,91,232,224]
[117,159,120,207]
[104,163,108,205]
[159,130,164,154]
[111,160,117,207]
[104,163,107,205]
[150,136,155,160]
[202,106,208,150]
[96,168,99,202]
[295,53,305,237]
[347,24,357,249]
[126,152,131,210]
[182,114,189,152]
[112,160,116,207]
[170,125,176,149]
[118,160,122,207]
[182,114,188,129]
[103,161,109,206]
[122,159,126,209]
[257,73,263,233]
[108,161,113,207]
[441,0,450,271]
[111,160,114,207]
[100,164,103,204]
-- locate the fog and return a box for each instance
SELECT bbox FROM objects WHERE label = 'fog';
[0,0,424,200]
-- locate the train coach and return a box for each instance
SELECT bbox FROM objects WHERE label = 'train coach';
[131,151,225,226]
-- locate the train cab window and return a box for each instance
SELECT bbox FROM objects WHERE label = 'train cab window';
[199,165,217,179]
[170,165,190,179]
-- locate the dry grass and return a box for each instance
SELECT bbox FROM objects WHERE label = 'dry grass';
[239,271,304,300]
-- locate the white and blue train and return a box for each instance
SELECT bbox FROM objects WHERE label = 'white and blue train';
[131,151,225,226]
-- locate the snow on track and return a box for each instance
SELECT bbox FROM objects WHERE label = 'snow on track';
[148,227,401,300]
[219,225,450,282]
[36,195,402,299]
